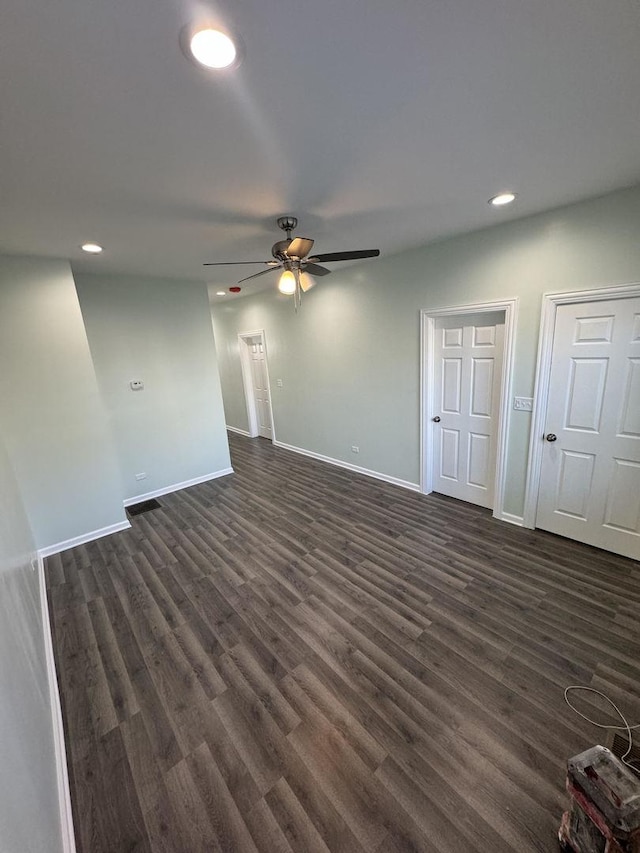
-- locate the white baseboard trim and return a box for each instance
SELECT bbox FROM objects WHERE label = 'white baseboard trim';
[273,440,420,492]
[123,467,234,507]
[38,519,132,559]
[38,553,77,853]
[226,425,252,437]
[496,511,525,527]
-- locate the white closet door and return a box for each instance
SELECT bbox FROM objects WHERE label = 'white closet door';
[249,340,273,439]
[432,313,504,509]
[536,297,640,559]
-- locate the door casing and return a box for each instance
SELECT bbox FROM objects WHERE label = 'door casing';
[420,298,518,523]
[524,282,640,529]
[238,329,276,442]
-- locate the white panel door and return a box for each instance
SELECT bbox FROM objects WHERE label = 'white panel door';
[536,298,640,559]
[432,313,504,508]
[249,339,273,439]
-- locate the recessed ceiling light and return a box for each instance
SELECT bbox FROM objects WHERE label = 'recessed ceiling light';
[180,20,243,70]
[489,192,517,207]
[81,242,103,253]
[216,291,226,296]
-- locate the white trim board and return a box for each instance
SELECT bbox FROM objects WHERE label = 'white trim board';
[273,440,420,492]
[226,425,252,437]
[500,512,525,527]
[123,468,234,507]
[420,298,518,522]
[523,282,640,528]
[38,519,131,559]
[38,553,77,853]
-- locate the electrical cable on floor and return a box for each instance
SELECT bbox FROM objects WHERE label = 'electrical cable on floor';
[564,685,640,772]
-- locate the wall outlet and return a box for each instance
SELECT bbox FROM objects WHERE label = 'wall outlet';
[135,472,147,481]
[513,396,533,411]
[351,445,360,453]
[276,379,283,387]
[130,379,144,391]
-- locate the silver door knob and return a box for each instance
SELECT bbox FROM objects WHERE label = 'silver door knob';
[545,433,557,442]
[433,416,441,423]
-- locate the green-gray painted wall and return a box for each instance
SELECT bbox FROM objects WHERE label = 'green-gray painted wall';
[75,273,231,502]
[0,416,61,852]
[0,256,126,548]
[211,184,640,518]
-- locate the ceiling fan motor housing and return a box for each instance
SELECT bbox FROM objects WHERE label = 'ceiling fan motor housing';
[271,238,292,260]
[272,216,298,259]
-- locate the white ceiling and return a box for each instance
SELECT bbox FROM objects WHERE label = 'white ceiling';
[1,0,640,298]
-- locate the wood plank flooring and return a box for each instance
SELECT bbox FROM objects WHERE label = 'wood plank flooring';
[46,433,640,852]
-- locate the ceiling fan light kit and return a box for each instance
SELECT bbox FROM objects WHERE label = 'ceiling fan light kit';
[204,216,380,310]
[277,270,296,295]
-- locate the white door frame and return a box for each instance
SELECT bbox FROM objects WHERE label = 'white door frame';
[420,298,518,522]
[523,282,640,528]
[238,329,276,442]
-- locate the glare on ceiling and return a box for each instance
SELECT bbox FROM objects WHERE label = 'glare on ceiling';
[216,291,226,296]
[489,192,517,206]
[81,243,103,253]
[189,29,237,69]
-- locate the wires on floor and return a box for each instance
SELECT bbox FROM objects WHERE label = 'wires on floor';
[564,685,640,773]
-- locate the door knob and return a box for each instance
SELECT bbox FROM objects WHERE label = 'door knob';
[545,433,557,442]
[432,416,441,423]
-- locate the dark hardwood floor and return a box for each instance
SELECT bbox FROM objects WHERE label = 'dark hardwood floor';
[46,433,640,852]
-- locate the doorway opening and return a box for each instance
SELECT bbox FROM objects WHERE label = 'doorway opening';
[421,299,518,522]
[238,330,275,441]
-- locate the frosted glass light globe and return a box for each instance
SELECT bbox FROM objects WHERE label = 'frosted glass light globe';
[278,270,296,295]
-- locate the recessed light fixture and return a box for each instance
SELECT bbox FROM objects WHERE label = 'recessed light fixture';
[489,192,517,207]
[81,242,103,253]
[181,23,243,71]
[216,291,226,296]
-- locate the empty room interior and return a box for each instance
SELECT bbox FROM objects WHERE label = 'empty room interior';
[2,1,640,851]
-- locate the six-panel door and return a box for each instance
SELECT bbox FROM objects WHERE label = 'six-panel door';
[536,297,640,559]
[432,312,505,509]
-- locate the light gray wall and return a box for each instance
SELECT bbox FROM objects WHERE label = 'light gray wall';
[0,430,62,853]
[75,273,231,501]
[0,256,126,549]
[212,184,640,517]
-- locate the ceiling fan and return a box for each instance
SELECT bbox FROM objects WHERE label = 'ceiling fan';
[204,216,380,308]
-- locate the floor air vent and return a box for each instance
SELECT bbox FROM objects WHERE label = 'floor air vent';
[608,731,640,776]
[126,498,161,517]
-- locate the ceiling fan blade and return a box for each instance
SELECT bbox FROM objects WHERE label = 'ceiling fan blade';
[286,237,314,259]
[203,260,273,266]
[310,249,380,263]
[303,263,331,277]
[237,267,280,284]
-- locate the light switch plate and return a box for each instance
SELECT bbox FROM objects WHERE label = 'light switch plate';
[513,396,533,411]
